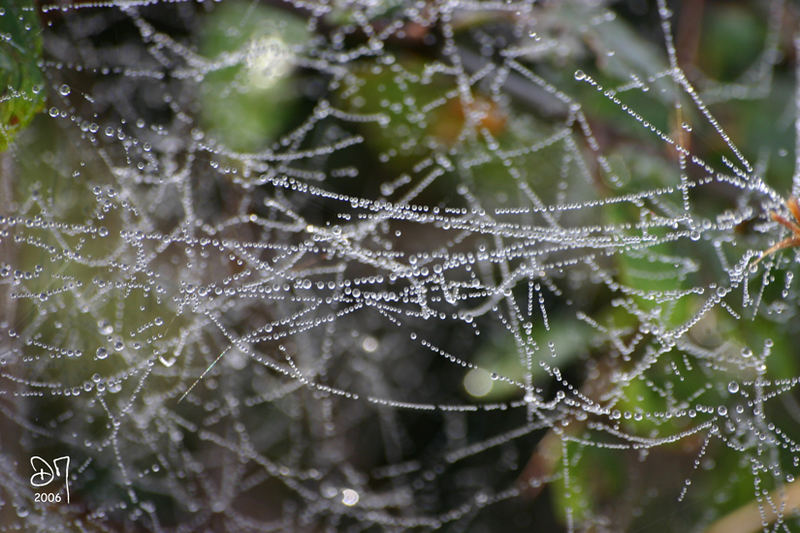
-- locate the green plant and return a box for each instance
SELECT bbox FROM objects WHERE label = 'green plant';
[2,1,800,532]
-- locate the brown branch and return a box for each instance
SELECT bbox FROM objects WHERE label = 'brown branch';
[676,0,705,70]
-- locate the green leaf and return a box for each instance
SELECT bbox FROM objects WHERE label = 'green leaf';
[0,1,44,151]
[199,2,310,152]
[471,315,593,401]
[552,440,625,527]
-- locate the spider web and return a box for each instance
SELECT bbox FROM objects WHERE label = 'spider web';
[1,0,800,531]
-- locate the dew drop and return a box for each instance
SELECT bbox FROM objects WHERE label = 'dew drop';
[98,320,113,335]
[341,488,359,506]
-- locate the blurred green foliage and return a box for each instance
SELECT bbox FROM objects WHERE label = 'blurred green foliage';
[0,0,44,151]
[5,1,800,531]
[199,2,309,152]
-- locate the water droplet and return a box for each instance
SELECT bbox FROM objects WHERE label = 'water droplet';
[361,336,379,352]
[98,320,113,335]
[341,488,359,506]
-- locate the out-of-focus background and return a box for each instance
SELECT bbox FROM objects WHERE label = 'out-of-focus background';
[3,1,800,531]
